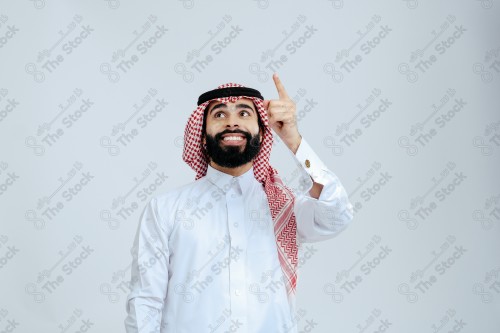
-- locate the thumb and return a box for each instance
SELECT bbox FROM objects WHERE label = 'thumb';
[263,99,270,110]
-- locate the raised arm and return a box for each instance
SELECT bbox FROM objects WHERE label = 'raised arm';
[263,73,354,243]
[290,137,354,243]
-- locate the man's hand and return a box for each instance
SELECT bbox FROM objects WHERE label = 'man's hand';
[263,73,324,198]
[263,73,302,154]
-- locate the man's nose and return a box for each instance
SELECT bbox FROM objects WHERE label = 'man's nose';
[224,112,240,128]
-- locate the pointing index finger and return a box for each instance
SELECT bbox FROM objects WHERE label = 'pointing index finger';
[273,73,289,100]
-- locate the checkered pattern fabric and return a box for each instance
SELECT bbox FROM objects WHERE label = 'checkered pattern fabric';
[182,82,299,295]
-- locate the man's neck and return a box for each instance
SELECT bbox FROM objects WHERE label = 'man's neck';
[209,161,253,177]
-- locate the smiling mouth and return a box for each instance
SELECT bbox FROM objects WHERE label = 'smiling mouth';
[222,136,245,142]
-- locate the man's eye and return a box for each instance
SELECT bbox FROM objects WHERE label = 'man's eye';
[240,111,250,116]
[214,112,225,118]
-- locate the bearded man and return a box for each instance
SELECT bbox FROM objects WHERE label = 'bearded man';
[125,74,354,333]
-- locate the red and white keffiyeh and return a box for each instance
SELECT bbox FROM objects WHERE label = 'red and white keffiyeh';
[182,83,299,295]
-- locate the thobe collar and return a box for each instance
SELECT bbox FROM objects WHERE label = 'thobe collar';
[205,163,256,195]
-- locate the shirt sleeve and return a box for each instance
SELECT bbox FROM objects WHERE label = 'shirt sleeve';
[290,137,354,243]
[124,196,169,333]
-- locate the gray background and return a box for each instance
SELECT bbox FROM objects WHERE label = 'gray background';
[1,0,499,332]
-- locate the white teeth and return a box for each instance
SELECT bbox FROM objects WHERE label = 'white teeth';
[223,136,244,141]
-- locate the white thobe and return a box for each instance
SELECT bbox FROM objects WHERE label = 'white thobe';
[125,137,354,333]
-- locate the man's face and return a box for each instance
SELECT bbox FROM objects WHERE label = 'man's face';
[203,98,263,168]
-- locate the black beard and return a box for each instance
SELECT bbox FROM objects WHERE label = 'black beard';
[205,129,261,168]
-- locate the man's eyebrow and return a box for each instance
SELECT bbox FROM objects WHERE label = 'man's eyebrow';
[209,103,226,114]
[235,104,256,113]
[209,103,255,114]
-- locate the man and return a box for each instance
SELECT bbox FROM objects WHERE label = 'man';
[125,74,354,333]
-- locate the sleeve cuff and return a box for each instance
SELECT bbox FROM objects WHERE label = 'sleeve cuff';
[293,136,330,186]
